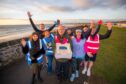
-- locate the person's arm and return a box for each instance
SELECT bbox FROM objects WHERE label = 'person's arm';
[84,28,92,38]
[48,24,56,31]
[100,30,112,40]
[100,22,112,40]
[83,20,93,38]
[27,11,41,32]
[22,45,29,54]
[48,19,60,31]
[21,39,29,54]
[92,20,103,37]
[84,20,102,38]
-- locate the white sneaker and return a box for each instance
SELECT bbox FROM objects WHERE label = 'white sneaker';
[87,69,91,77]
[75,70,79,78]
[70,73,76,82]
[84,81,88,84]
[82,68,87,74]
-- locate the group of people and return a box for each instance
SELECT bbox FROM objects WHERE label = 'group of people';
[21,11,112,84]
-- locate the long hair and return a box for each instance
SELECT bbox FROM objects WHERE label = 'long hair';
[29,32,39,41]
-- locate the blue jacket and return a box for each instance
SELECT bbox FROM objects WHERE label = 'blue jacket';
[42,34,54,56]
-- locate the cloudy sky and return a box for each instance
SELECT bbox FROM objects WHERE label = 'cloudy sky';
[0,0,126,21]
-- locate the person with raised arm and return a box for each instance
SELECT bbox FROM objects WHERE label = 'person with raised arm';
[82,21,112,78]
[21,32,45,84]
[70,20,102,82]
[27,11,60,39]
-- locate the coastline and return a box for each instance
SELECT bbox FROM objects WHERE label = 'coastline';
[0,23,84,43]
[0,31,32,43]
[0,24,83,68]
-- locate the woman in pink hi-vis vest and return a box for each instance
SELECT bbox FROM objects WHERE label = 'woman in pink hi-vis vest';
[82,21,112,77]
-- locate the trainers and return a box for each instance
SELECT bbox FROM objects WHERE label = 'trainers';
[75,70,79,78]
[87,69,91,77]
[84,81,88,84]
[82,68,87,74]
[70,73,75,82]
[31,74,35,84]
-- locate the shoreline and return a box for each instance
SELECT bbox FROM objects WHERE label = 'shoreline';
[0,24,84,44]
[0,31,32,44]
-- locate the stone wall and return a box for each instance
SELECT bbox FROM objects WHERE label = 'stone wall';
[0,39,24,68]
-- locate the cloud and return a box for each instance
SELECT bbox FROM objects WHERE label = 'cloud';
[72,0,126,10]
[0,0,126,13]
[40,5,75,12]
[0,0,126,20]
[31,0,126,12]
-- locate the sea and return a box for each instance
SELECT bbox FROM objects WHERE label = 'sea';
[0,24,56,43]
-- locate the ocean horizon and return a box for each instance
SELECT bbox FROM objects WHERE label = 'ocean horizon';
[0,23,84,43]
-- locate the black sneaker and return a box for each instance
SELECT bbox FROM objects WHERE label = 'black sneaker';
[38,77,43,83]
[31,78,35,84]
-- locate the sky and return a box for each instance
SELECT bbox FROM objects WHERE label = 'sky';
[0,0,126,25]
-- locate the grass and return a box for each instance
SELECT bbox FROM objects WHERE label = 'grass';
[93,25,126,84]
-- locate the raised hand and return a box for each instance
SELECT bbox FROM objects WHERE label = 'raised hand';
[55,19,60,25]
[57,19,60,25]
[90,20,95,29]
[107,22,112,30]
[21,38,26,47]
[27,11,32,18]
[98,20,103,25]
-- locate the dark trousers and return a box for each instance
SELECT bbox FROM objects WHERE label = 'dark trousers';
[71,58,82,73]
[55,61,70,80]
[31,63,42,84]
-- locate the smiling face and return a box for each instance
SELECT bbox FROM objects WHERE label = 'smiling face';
[45,30,50,38]
[32,34,38,41]
[76,30,82,37]
[39,24,45,31]
[83,26,88,32]
[67,29,72,35]
[91,28,96,35]
[57,25,65,36]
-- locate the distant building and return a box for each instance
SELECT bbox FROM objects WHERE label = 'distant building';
[113,21,126,28]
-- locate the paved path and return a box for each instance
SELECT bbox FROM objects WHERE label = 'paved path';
[0,58,109,84]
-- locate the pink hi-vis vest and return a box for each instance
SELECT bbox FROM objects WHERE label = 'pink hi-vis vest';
[85,34,100,54]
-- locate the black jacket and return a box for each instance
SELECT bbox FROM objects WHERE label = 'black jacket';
[29,18,57,39]
[22,39,45,63]
[82,24,101,39]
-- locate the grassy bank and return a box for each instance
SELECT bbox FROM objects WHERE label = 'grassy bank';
[93,26,126,84]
